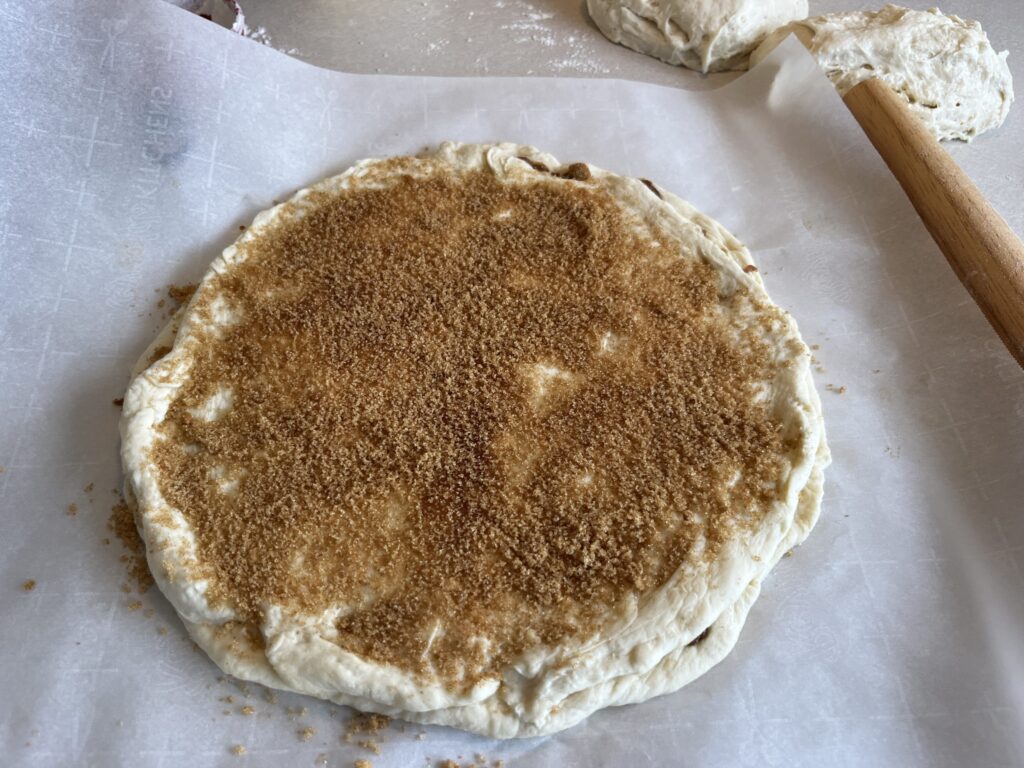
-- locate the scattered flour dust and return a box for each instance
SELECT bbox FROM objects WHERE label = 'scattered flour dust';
[187,0,298,55]
[493,0,610,74]
[226,0,275,46]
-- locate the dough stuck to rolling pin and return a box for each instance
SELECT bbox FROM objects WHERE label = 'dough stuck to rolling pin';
[752,4,1014,142]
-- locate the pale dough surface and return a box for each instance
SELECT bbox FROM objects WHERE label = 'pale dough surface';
[752,4,1014,142]
[120,142,829,738]
[586,0,808,73]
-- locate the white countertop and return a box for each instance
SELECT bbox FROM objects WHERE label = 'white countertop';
[225,0,1024,234]
[227,1,1018,86]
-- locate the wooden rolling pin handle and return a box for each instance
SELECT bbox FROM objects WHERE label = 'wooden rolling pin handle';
[843,78,1024,368]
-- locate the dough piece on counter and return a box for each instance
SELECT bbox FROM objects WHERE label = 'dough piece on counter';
[752,4,1014,142]
[120,142,828,738]
[586,0,808,73]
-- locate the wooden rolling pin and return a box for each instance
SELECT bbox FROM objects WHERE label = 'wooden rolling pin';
[843,78,1024,368]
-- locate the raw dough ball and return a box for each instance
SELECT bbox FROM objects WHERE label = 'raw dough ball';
[751,5,1014,142]
[586,0,808,73]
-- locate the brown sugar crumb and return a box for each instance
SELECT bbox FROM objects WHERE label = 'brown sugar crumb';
[437,761,460,768]
[108,501,154,593]
[826,384,847,395]
[150,160,793,689]
[22,579,36,591]
[810,344,820,351]
[84,482,94,493]
[157,626,169,635]
[263,690,278,704]
[167,283,198,306]
[231,744,246,756]
[127,600,142,611]
[66,503,78,516]
[297,726,316,741]
[112,398,124,408]
[354,761,373,768]
[220,695,236,704]
[240,705,255,716]
[286,706,307,719]
[347,713,391,735]
[147,345,172,366]
[557,162,591,181]
[344,712,391,745]
[743,264,758,273]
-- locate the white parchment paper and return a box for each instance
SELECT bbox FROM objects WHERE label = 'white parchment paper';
[2,1,1023,766]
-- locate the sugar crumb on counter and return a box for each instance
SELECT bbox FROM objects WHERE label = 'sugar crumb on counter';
[107,500,154,593]
[167,282,199,306]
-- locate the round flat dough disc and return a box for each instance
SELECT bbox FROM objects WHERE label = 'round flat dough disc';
[120,143,828,737]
